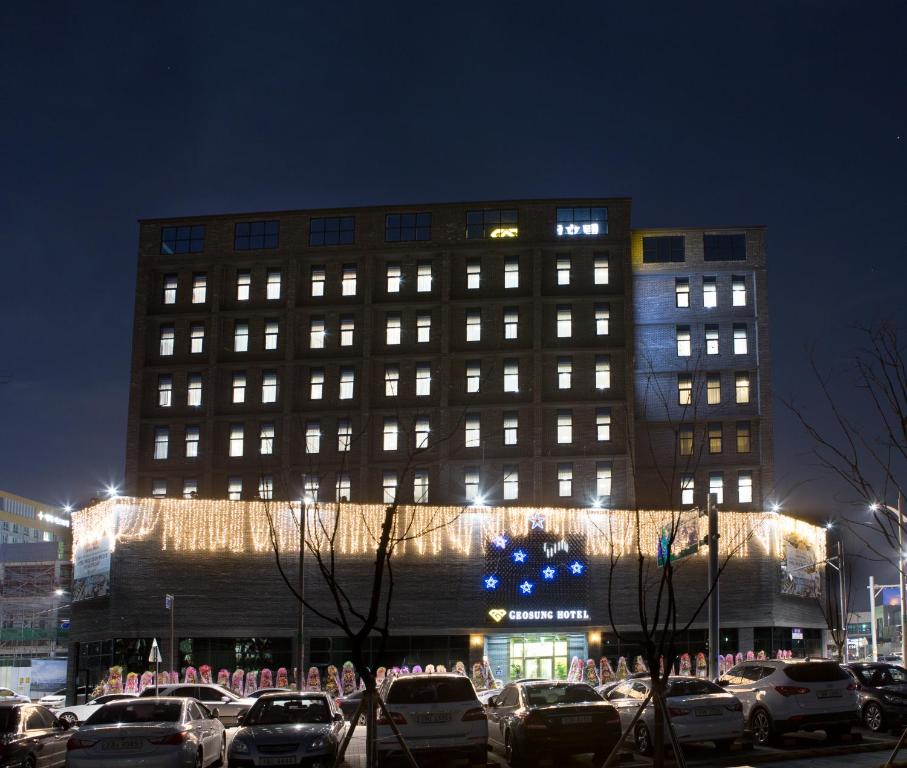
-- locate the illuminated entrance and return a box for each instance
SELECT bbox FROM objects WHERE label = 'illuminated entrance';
[508,635,570,680]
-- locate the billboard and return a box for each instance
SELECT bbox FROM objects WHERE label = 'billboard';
[780,532,820,598]
[657,512,701,567]
[72,534,112,601]
[30,659,67,696]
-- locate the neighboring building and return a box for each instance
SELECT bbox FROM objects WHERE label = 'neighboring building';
[0,490,71,550]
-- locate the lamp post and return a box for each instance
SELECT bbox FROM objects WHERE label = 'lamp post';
[871,493,906,662]
[297,496,311,690]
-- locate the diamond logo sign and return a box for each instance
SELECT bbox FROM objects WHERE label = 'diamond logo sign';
[488,609,507,623]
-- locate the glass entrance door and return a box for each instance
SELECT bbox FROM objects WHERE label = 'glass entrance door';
[509,636,568,681]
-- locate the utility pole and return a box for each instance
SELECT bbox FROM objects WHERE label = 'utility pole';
[837,540,847,662]
[707,493,720,679]
[899,493,906,663]
[869,575,878,662]
[166,594,175,679]
[297,499,308,690]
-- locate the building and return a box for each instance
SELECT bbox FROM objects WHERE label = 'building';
[0,490,71,549]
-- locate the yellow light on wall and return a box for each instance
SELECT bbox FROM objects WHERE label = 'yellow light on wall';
[588,631,602,645]
[470,634,485,648]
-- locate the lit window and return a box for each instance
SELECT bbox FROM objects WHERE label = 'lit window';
[159,326,175,356]
[383,418,398,451]
[386,212,431,242]
[703,277,717,308]
[311,266,326,297]
[595,304,610,336]
[336,474,351,502]
[386,263,401,293]
[342,265,357,296]
[417,313,431,343]
[465,414,481,448]
[158,375,172,407]
[190,324,204,354]
[415,417,430,449]
[464,468,480,502]
[466,208,518,239]
[152,479,166,498]
[382,472,397,504]
[738,471,753,504]
[232,372,246,404]
[594,254,609,285]
[153,427,169,460]
[337,419,352,452]
[187,375,202,407]
[303,474,320,501]
[467,260,481,290]
[557,410,572,444]
[681,475,694,505]
[386,313,401,345]
[416,364,431,397]
[736,372,750,404]
[678,375,692,406]
[229,425,244,457]
[707,373,721,405]
[309,369,324,400]
[504,360,519,393]
[236,271,251,301]
[732,275,746,307]
[262,371,278,403]
[161,224,205,254]
[258,476,273,500]
[733,324,748,355]
[384,365,399,397]
[414,470,429,503]
[596,462,612,499]
[708,423,723,454]
[340,316,354,347]
[309,216,354,246]
[558,464,573,497]
[675,278,689,308]
[260,423,275,455]
[235,220,279,250]
[339,368,355,400]
[678,424,693,456]
[595,356,611,390]
[192,274,207,304]
[266,270,281,300]
[504,257,520,289]
[265,321,279,351]
[558,358,572,390]
[466,310,481,342]
[466,362,481,393]
[596,408,611,442]
[163,274,177,304]
[556,206,608,237]
[182,480,197,499]
[310,317,326,349]
[503,412,518,445]
[504,308,518,340]
[676,326,691,357]
[557,306,572,338]
[705,325,719,355]
[709,472,724,504]
[305,421,321,454]
[185,426,199,458]
[234,322,249,352]
[556,256,571,286]
[228,477,242,501]
[736,421,751,453]
[417,262,432,292]
[503,466,519,500]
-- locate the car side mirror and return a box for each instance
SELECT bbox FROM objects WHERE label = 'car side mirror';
[209,708,220,719]
[716,679,729,687]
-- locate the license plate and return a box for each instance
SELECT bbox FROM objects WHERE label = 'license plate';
[101,738,141,750]
[561,715,593,724]
[695,707,721,717]
[416,711,452,724]
[260,758,297,766]
[817,689,842,699]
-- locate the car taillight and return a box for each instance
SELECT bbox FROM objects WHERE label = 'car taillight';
[462,707,487,722]
[520,712,547,731]
[668,707,690,717]
[148,732,192,745]
[847,683,858,691]
[376,711,407,725]
[66,738,97,751]
[725,700,743,712]
[775,686,810,697]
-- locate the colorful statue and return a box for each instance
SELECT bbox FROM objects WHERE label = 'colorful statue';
[277,667,289,688]
[471,663,485,690]
[695,652,707,678]
[306,667,321,692]
[244,671,258,697]
[482,658,495,688]
[756,650,766,661]
[615,656,629,680]
[425,664,435,674]
[679,653,692,676]
[454,661,466,676]
[599,657,614,683]
[231,669,245,694]
[183,666,198,684]
[436,664,447,673]
[199,665,212,685]
[125,672,139,694]
[217,669,230,688]
[746,651,755,661]
[634,656,648,674]
[260,669,274,690]
[659,656,666,676]
[584,659,600,686]
[376,667,386,686]
[106,666,123,694]
[566,656,581,682]
[735,652,743,665]
[139,671,155,692]
[412,665,423,675]
[324,665,340,697]
[341,662,357,696]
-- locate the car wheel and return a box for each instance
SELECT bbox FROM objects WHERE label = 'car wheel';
[863,701,885,732]
[505,732,533,767]
[750,708,774,747]
[195,748,204,768]
[635,722,653,756]
[714,739,734,753]
[59,712,78,726]
[215,735,226,766]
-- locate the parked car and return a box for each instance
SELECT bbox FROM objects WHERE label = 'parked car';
[376,674,487,767]
[596,672,649,698]
[54,693,138,726]
[233,687,292,712]
[229,692,347,767]
[38,688,88,709]
[716,659,858,745]
[339,688,368,720]
[844,662,907,732]
[486,680,621,767]
[139,683,245,726]
[0,702,71,767]
[65,697,225,767]
[0,688,30,704]
[606,676,743,755]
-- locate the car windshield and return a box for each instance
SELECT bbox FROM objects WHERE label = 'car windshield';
[525,684,601,706]
[246,697,330,725]
[85,701,182,725]
[387,678,477,704]
[858,666,907,686]
[0,709,18,733]
[666,679,724,696]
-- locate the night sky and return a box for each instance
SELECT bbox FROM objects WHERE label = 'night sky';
[1,3,904,547]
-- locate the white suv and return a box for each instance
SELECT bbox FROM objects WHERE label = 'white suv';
[717,659,858,745]
[376,674,487,767]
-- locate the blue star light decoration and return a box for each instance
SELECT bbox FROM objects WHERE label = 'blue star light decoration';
[568,560,586,576]
[541,565,557,580]
[528,511,546,530]
[512,549,528,564]
[492,534,509,550]
[483,575,499,590]
[519,580,534,595]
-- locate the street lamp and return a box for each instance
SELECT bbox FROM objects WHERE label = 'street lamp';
[870,492,906,662]
[297,495,312,690]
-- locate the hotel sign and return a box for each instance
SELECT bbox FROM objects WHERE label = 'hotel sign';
[489,608,591,624]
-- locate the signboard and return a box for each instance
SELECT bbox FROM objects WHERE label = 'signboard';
[780,533,820,598]
[30,659,67,697]
[792,627,804,640]
[656,513,701,567]
[72,534,112,601]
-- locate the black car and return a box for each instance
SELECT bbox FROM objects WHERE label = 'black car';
[844,662,907,733]
[486,681,621,767]
[0,702,71,767]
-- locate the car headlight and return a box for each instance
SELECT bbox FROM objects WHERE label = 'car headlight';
[307,736,328,752]
[230,738,251,754]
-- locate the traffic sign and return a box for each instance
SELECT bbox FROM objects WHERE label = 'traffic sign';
[149,638,163,664]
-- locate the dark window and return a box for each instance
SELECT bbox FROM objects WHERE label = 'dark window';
[784,663,850,683]
[86,700,183,725]
[0,707,19,733]
[246,696,331,725]
[310,216,355,246]
[386,212,432,242]
[466,209,519,239]
[642,236,685,263]
[666,679,723,696]
[234,221,279,250]
[161,225,205,254]
[524,683,601,706]
[387,677,477,704]
[556,207,608,237]
[704,233,746,262]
